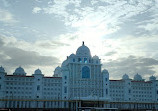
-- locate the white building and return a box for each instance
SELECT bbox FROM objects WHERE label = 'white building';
[0,42,158,110]
[109,73,158,109]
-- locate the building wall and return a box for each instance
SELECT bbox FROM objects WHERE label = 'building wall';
[110,79,158,103]
[0,73,62,108]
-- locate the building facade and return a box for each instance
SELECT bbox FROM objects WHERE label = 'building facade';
[0,42,158,110]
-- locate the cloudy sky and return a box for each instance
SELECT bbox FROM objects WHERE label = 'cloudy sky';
[0,0,158,80]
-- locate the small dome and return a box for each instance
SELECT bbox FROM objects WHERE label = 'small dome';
[76,42,91,57]
[55,66,61,70]
[34,69,42,74]
[122,74,129,80]
[69,54,76,58]
[61,60,68,67]
[134,73,143,81]
[14,66,26,75]
[54,66,61,74]
[102,69,109,74]
[92,55,99,59]
[54,66,61,77]
[149,75,156,81]
[0,66,5,73]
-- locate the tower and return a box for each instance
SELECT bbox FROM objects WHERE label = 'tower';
[61,42,109,109]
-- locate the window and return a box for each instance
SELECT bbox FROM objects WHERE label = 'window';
[105,78,108,81]
[106,89,108,95]
[64,87,67,93]
[73,59,75,62]
[0,85,1,90]
[64,102,67,107]
[64,76,67,80]
[82,66,90,78]
[84,58,87,63]
[78,58,81,62]
[128,89,131,93]
[37,85,40,91]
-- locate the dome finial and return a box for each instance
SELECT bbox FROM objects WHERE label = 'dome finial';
[76,42,91,57]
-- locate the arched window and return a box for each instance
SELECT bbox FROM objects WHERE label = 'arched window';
[78,58,82,62]
[84,58,87,63]
[82,66,90,78]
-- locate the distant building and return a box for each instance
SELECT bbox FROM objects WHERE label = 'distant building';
[0,42,158,110]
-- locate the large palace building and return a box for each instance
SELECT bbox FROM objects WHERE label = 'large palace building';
[0,42,158,110]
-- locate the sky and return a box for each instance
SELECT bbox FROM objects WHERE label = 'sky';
[0,0,158,80]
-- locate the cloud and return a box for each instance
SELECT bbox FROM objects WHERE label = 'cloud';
[36,40,70,49]
[32,7,42,13]
[35,0,156,37]
[1,47,59,66]
[1,0,10,7]
[0,8,17,23]
[0,35,60,75]
[105,51,117,56]
[103,55,158,80]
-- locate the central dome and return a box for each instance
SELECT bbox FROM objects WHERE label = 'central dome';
[76,42,91,57]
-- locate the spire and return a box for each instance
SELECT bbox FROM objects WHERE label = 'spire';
[82,41,84,46]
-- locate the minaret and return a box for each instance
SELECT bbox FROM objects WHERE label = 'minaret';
[82,41,84,46]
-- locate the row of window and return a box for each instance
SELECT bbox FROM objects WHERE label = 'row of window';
[110,86,124,89]
[43,96,61,99]
[43,88,61,91]
[133,91,152,94]
[5,96,32,99]
[6,82,32,85]
[132,83,152,87]
[6,87,32,90]
[6,78,61,82]
[110,82,124,85]
[72,58,99,64]
[44,83,61,86]
[133,95,152,98]
[6,78,33,81]
[4,101,64,108]
[111,94,124,97]
[43,92,61,95]
[6,83,61,87]
[110,87,152,90]
[44,79,61,82]
[133,98,153,101]
[74,81,101,83]
[132,87,152,90]
[73,93,102,97]
[110,90,124,93]
[6,91,32,94]
[73,89,103,94]
[112,98,124,101]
